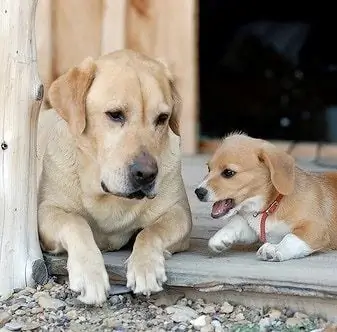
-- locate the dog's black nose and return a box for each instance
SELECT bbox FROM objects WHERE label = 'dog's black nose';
[195,187,208,201]
[130,151,158,186]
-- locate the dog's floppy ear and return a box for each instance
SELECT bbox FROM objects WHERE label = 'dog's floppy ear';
[156,58,182,136]
[259,143,295,195]
[48,57,97,136]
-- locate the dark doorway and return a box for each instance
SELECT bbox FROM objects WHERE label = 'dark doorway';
[199,1,337,143]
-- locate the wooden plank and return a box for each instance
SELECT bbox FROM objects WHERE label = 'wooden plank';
[44,236,337,299]
[125,0,198,155]
[44,155,337,310]
[51,0,103,78]
[101,0,127,55]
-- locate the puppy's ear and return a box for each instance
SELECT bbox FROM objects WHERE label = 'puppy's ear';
[156,58,182,136]
[48,57,96,136]
[259,144,295,195]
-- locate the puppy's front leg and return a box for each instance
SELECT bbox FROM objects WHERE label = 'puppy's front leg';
[257,233,314,262]
[126,203,192,296]
[38,206,110,304]
[208,215,258,253]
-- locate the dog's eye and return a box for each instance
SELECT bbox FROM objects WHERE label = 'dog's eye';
[155,113,169,126]
[106,111,125,123]
[222,169,236,178]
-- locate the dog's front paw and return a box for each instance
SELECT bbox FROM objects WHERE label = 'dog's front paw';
[67,251,110,305]
[126,250,167,296]
[208,234,233,253]
[256,243,284,262]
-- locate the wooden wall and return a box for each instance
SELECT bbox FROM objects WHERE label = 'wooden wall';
[35,0,198,155]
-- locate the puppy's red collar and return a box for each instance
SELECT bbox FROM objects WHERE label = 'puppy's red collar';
[255,194,284,243]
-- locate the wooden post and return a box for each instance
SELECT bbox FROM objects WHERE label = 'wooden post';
[0,0,48,300]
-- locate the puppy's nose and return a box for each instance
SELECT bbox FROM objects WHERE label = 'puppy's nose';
[195,187,208,201]
[130,151,158,186]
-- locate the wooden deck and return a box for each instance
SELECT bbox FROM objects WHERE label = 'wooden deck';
[44,155,337,319]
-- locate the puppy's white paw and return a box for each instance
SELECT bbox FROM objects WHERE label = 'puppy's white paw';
[256,243,284,262]
[126,250,167,296]
[208,234,233,253]
[67,251,110,305]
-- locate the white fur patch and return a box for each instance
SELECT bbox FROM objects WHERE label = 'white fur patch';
[126,250,167,296]
[67,250,110,304]
[256,233,313,261]
[208,215,258,252]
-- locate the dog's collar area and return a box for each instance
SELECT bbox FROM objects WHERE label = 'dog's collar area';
[253,193,284,243]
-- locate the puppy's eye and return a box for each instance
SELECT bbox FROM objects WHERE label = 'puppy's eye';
[207,164,210,172]
[155,113,169,126]
[222,169,236,178]
[106,111,125,123]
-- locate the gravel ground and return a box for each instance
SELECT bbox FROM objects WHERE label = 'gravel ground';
[0,279,335,332]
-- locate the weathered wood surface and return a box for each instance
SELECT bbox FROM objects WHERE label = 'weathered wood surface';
[0,0,48,301]
[44,156,337,300]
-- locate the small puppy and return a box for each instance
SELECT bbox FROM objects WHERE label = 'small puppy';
[195,132,337,262]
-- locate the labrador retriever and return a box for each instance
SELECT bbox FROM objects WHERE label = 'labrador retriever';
[37,49,192,305]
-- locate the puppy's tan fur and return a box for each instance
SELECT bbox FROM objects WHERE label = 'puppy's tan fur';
[37,50,192,304]
[197,133,337,261]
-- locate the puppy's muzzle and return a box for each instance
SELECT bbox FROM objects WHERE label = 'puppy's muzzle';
[129,151,158,188]
[195,187,208,201]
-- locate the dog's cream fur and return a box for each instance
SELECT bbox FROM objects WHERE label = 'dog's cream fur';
[37,50,192,305]
[197,133,337,261]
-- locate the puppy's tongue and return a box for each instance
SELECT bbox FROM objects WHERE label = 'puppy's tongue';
[211,199,235,219]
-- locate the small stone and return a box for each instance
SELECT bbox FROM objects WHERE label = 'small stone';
[154,292,184,307]
[191,315,211,329]
[234,313,245,321]
[68,321,84,332]
[10,305,23,313]
[0,311,11,328]
[21,322,40,331]
[176,298,189,307]
[286,317,304,327]
[30,307,43,315]
[220,302,234,314]
[268,309,282,321]
[294,312,308,320]
[284,308,295,317]
[109,295,123,305]
[66,310,77,320]
[42,283,54,291]
[17,290,30,297]
[25,287,36,295]
[32,292,46,300]
[38,295,66,311]
[211,320,224,332]
[103,318,120,328]
[27,303,36,309]
[203,305,216,314]
[4,322,23,331]
[200,325,215,332]
[259,317,271,331]
[166,305,198,323]
[14,310,25,317]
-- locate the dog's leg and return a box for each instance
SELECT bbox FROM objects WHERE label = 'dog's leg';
[208,215,258,253]
[126,203,192,296]
[256,233,314,262]
[38,206,110,304]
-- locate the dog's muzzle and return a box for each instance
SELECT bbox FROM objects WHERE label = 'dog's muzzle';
[101,151,158,200]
